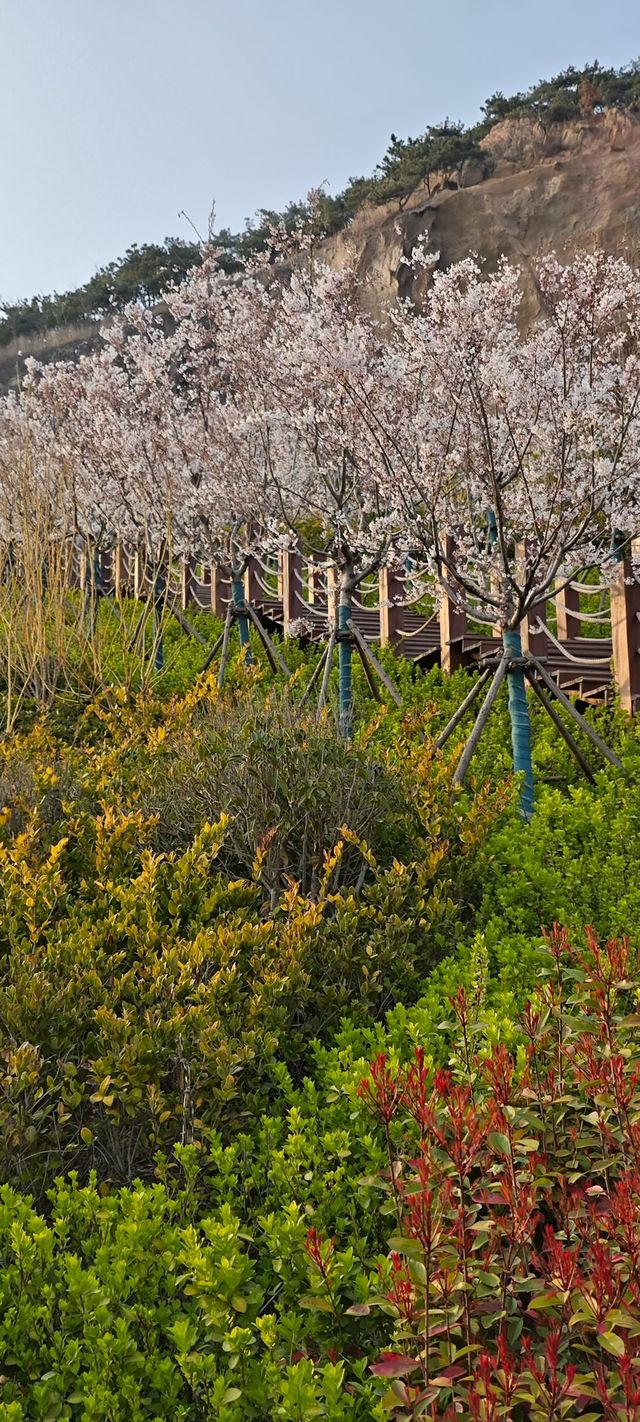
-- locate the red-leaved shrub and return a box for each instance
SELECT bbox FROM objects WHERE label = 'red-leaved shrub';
[321,927,640,1418]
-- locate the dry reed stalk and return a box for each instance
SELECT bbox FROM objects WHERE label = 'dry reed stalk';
[0,443,189,722]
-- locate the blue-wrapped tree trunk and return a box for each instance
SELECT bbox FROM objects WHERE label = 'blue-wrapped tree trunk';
[503,627,534,820]
[232,576,252,664]
[338,598,353,739]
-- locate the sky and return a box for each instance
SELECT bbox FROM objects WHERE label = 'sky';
[0,0,638,303]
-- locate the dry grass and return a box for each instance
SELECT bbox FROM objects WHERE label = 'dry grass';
[0,443,190,726]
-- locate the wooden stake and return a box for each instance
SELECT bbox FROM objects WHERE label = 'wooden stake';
[526,652,622,768]
[128,599,152,653]
[318,629,336,711]
[246,602,291,677]
[169,598,207,647]
[452,656,509,786]
[200,624,227,676]
[354,634,382,701]
[435,666,493,749]
[347,619,402,706]
[299,642,330,709]
[217,602,234,690]
[524,668,595,783]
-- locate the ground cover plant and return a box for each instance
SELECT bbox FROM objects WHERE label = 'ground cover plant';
[0,647,637,1416]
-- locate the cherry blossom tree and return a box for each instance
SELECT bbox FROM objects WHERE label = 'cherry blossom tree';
[160,250,294,679]
[0,354,136,711]
[0,357,103,654]
[381,250,640,815]
[256,233,402,733]
[0,359,88,553]
[1,322,190,673]
[3,233,640,782]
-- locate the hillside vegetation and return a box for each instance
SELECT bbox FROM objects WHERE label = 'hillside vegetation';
[0,629,639,1416]
[2,58,639,352]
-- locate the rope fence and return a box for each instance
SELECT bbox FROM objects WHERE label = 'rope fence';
[64,541,640,715]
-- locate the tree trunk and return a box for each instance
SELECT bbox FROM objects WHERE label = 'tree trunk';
[338,573,354,739]
[232,576,252,664]
[503,628,534,820]
[153,565,165,672]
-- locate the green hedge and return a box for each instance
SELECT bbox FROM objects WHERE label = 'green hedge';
[0,668,639,1415]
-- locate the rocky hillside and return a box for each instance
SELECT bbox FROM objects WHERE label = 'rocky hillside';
[0,321,102,398]
[2,108,639,393]
[321,109,640,326]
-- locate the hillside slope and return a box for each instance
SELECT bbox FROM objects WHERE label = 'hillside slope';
[321,110,640,325]
[2,109,639,393]
[0,321,102,398]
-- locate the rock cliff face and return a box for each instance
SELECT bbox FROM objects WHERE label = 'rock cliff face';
[2,111,639,395]
[321,111,640,327]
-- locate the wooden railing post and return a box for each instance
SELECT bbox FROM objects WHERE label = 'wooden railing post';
[610,558,640,714]
[244,557,260,607]
[134,544,147,600]
[555,579,580,642]
[520,600,548,658]
[280,547,303,636]
[99,548,114,596]
[180,556,194,611]
[113,542,126,599]
[378,566,404,646]
[307,558,325,606]
[200,564,212,613]
[490,571,502,638]
[439,589,466,674]
[210,565,226,618]
[66,538,81,589]
[78,544,88,595]
[326,565,338,627]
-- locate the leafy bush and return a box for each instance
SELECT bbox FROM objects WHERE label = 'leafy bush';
[340,926,640,1418]
[476,767,640,945]
[0,681,506,1197]
[141,686,422,897]
[0,1173,383,1420]
[3,927,640,1418]
[1,657,640,1416]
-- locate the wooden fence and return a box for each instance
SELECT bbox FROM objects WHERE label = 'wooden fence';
[76,544,640,715]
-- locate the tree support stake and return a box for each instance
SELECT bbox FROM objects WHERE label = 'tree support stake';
[526,652,622,768]
[452,655,509,787]
[436,666,493,750]
[524,668,595,784]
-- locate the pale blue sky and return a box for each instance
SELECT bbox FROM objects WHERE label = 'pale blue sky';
[0,0,637,301]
